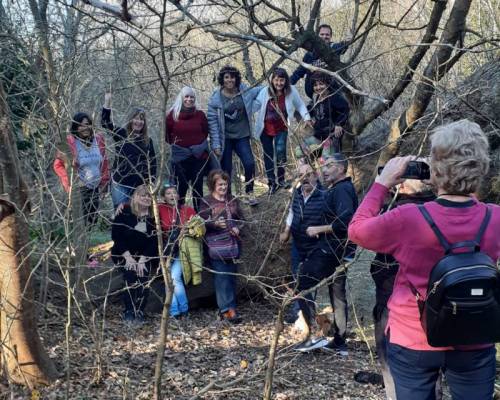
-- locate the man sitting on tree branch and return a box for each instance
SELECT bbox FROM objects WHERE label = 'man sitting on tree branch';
[290,24,350,99]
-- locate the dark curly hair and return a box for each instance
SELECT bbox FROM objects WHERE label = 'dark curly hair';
[217,65,242,88]
[310,71,333,87]
[70,112,94,140]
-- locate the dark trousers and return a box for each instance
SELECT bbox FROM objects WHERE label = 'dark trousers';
[327,268,347,339]
[211,259,237,312]
[221,137,255,194]
[388,342,496,400]
[371,253,398,398]
[120,264,150,314]
[260,131,288,185]
[81,186,100,226]
[172,156,207,212]
[296,249,345,333]
[290,243,315,317]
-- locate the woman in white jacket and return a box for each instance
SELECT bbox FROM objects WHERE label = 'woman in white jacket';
[254,68,311,194]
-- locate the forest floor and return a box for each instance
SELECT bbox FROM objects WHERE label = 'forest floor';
[3,249,499,399]
[3,254,393,400]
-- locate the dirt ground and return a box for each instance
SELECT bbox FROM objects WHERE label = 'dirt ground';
[2,250,391,400]
[3,248,498,399]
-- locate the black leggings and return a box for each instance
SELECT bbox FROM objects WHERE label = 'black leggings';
[81,186,100,226]
[171,156,207,212]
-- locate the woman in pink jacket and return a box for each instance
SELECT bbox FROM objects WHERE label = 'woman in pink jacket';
[53,112,110,226]
[348,119,499,400]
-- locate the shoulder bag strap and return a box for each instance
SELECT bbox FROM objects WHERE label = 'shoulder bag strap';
[225,201,234,229]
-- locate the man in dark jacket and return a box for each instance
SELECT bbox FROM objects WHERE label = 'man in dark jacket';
[280,163,325,324]
[295,153,358,353]
[290,24,350,99]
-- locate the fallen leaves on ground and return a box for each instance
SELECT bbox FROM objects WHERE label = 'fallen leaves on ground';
[4,302,387,399]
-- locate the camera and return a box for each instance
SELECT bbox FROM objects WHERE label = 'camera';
[378,161,430,180]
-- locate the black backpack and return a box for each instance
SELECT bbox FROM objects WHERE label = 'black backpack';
[409,205,500,347]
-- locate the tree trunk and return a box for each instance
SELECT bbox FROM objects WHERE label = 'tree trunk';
[0,82,58,387]
[376,0,472,166]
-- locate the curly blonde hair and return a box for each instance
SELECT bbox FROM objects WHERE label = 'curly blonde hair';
[430,119,490,195]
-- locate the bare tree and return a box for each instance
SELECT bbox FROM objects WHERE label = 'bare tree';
[0,81,58,387]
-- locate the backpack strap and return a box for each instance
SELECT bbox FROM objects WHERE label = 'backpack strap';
[417,205,451,252]
[419,204,492,253]
[474,206,492,249]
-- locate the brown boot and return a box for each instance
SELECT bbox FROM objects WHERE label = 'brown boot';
[220,308,242,324]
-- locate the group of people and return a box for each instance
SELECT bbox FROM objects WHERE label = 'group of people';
[279,119,499,400]
[52,23,351,320]
[53,23,350,219]
[51,22,500,400]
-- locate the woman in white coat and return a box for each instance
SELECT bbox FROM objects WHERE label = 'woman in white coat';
[254,68,311,194]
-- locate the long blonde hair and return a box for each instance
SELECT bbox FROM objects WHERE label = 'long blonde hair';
[168,86,200,121]
[130,185,151,216]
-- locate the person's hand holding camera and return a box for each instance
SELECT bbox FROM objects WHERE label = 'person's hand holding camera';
[376,156,414,188]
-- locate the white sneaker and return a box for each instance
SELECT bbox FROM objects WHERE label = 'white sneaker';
[294,336,329,352]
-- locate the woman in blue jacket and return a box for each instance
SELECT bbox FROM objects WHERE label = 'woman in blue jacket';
[207,65,261,206]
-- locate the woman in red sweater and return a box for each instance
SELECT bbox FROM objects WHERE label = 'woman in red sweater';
[166,86,209,212]
[158,182,196,318]
[348,120,499,400]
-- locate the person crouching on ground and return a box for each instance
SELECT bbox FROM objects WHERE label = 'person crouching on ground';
[199,169,245,323]
[111,185,158,324]
[348,119,499,399]
[296,72,349,161]
[158,182,196,319]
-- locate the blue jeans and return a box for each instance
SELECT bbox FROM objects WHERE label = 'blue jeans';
[170,259,189,316]
[221,137,255,194]
[211,259,237,312]
[387,342,496,400]
[111,182,134,209]
[260,131,288,185]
